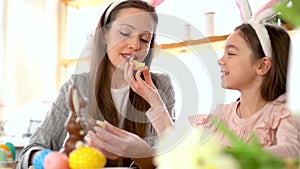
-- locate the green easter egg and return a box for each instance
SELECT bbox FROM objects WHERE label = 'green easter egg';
[0,144,12,161]
[0,149,8,162]
[5,142,16,161]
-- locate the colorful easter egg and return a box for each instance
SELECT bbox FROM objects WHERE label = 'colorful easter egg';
[43,151,69,169]
[5,142,16,161]
[69,146,106,169]
[0,144,12,161]
[0,149,8,162]
[33,149,52,169]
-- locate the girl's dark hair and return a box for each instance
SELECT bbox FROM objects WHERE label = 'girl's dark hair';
[87,1,157,166]
[235,23,290,101]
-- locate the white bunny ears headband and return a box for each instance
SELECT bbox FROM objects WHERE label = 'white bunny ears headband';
[104,0,164,24]
[235,0,279,58]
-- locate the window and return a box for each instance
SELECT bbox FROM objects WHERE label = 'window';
[0,0,5,122]
[62,4,109,78]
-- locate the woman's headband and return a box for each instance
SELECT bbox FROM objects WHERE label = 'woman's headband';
[235,0,278,58]
[104,0,127,24]
[103,0,163,25]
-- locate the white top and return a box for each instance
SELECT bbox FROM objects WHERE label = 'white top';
[111,85,130,115]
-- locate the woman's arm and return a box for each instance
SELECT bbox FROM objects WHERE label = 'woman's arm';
[128,66,175,134]
[146,106,174,135]
[19,74,86,168]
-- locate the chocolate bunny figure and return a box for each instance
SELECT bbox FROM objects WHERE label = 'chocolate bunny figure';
[61,84,88,156]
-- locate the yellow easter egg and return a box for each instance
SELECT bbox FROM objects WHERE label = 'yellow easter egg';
[0,144,12,161]
[69,146,106,169]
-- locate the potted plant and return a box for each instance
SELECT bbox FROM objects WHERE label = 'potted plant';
[273,0,300,28]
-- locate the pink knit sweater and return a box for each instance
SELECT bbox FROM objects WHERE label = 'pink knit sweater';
[190,94,300,158]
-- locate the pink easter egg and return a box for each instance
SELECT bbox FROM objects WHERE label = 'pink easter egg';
[43,151,69,169]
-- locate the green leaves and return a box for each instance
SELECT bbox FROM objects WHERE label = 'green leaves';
[273,0,300,28]
[213,117,285,169]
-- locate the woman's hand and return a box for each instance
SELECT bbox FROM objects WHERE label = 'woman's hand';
[124,62,164,109]
[86,121,154,159]
[85,133,119,160]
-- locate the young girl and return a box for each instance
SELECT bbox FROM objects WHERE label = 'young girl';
[150,0,300,159]
[188,22,300,158]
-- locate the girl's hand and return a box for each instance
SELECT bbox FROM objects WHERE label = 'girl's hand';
[87,121,154,159]
[124,62,164,109]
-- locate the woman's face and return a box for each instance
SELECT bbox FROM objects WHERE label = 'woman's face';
[218,29,259,91]
[105,8,155,71]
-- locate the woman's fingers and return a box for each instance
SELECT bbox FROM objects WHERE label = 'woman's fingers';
[136,67,156,89]
[88,130,123,157]
[89,140,119,159]
[88,122,154,158]
[140,67,154,85]
[125,64,153,91]
[134,68,152,90]
[124,62,135,83]
[125,64,162,107]
[103,121,132,137]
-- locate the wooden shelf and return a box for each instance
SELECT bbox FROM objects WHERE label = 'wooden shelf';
[60,0,107,8]
[158,28,296,55]
[58,35,228,66]
[58,29,297,66]
[158,35,229,50]
[59,57,89,67]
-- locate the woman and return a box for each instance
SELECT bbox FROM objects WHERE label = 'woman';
[19,0,175,168]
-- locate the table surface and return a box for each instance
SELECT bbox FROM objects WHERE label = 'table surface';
[0,136,29,148]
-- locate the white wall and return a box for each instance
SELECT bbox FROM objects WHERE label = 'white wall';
[151,48,241,129]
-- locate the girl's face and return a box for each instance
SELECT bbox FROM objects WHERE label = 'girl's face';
[105,8,155,71]
[218,29,259,91]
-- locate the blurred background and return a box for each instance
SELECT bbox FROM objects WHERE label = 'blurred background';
[0,0,298,164]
